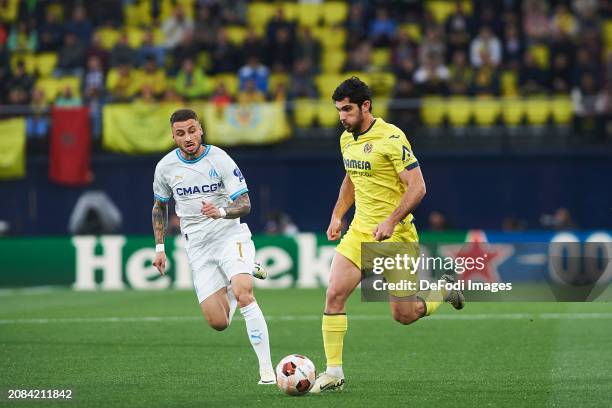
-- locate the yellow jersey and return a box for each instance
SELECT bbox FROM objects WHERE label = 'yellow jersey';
[340,117,419,234]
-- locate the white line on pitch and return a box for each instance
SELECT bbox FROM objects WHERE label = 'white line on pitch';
[1,313,612,325]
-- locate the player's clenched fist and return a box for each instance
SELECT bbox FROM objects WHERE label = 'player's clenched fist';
[153,252,167,275]
[327,217,342,241]
[201,201,221,218]
[373,219,396,241]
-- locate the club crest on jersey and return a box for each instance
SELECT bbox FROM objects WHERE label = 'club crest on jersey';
[233,168,244,182]
[363,143,373,154]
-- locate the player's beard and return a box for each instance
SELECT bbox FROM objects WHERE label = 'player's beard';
[348,111,365,135]
[180,139,203,159]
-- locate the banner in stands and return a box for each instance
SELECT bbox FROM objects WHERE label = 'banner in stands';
[102,102,181,154]
[0,117,26,179]
[49,107,92,186]
[202,102,290,146]
[1,231,609,291]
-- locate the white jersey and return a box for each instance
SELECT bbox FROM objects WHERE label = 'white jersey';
[153,145,249,237]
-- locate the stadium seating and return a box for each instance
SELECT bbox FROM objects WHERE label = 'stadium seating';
[247,2,275,29]
[604,19,612,53]
[371,48,391,69]
[126,27,146,48]
[374,98,389,121]
[529,44,550,69]
[447,97,472,127]
[10,52,36,74]
[367,71,395,98]
[0,0,19,23]
[317,98,339,127]
[473,98,501,127]
[1,0,590,138]
[213,74,239,96]
[297,3,322,27]
[160,0,195,20]
[314,26,347,50]
[226,26,248,45]
[269,73,290,93]
[322,2,349,26]
[500,70,519,96]
[399,23,422,42]
[321,50,346,74]
[35,77,60,102]
[550,96,573,126]
[421,97,446,127]
[293,98,317,128]
[97,27,121,50]
[425,0,473,24]
[124,0,153,27]
[501,98,525,126]
[35,53,58,77]
[525,97,551,126]
[315,74,345,98]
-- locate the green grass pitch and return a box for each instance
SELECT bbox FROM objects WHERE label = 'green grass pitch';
[1,288,612,407]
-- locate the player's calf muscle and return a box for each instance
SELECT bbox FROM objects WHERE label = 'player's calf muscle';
[391,301,424,325]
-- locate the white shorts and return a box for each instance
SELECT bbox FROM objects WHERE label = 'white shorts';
[184,224,255,303]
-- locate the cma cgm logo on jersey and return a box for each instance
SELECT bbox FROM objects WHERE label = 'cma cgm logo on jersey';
[233,168,244,182]
[176,183,222,196]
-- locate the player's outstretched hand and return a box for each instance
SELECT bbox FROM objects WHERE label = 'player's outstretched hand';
[201,201,222,219]
[153,252,167,276]
[373,219,396,241]
[327,217,342,241]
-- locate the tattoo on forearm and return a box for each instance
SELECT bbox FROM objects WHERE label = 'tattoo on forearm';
[152,200,168,244]
[225,193,251,219]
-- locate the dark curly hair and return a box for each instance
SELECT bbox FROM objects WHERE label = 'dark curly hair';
[332,76,372,112]
[170,108,199,125]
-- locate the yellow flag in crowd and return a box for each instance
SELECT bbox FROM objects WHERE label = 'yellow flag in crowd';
[0,118,26,179]
[103,102,182,154]
[203,102,290,146]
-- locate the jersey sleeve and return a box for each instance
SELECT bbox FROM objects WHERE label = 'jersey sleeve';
[218,151,249,201]
[153,163,172,202]
[384,131,419,174]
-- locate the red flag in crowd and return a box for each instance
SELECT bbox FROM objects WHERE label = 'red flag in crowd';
[49,107,92,186]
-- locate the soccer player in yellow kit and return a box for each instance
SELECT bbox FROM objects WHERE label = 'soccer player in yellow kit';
[310,77,465,393]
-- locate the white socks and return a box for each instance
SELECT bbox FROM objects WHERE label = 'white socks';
[227,288,237,324]
[327,365,344,378]
[240,302,272,370]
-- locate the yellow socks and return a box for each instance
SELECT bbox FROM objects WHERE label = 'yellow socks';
[418,287,447,316]
[322,313,348,367]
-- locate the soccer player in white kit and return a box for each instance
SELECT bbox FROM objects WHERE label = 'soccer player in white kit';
[151,109,275,385]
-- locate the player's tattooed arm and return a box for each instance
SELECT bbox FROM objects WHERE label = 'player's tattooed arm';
[152,199,168,244]
[224,193,251,219]
[201,193,251,219]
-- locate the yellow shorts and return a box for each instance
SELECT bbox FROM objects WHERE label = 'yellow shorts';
[336,221,419,298]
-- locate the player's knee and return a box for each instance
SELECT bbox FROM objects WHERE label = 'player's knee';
[325,286,348,312]
[206,316,229,331]
[392,309,420,325]
[233,289,255,308]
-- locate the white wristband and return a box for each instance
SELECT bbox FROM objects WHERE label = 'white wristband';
[155,244,165,253]
[218,207,227,218]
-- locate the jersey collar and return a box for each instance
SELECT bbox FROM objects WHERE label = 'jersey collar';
[352,118,377,140]
[175,145,210,164]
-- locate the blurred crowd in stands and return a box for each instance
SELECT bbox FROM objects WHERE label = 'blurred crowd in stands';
[0,0,610,139]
